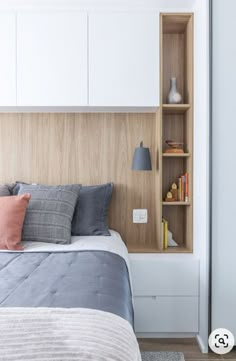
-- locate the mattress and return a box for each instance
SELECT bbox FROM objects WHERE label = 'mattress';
[0,230,133,326]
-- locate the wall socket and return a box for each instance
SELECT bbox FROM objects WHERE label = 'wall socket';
[133,209,148,223]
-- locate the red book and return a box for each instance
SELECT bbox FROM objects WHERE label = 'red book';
[185,173,189,202]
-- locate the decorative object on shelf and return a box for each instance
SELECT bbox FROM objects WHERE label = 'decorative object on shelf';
[168,230,178,247]
[164,183,178,202]
[165,191,173,202]
[171,183,178,200]
[167,77,182,104]
[165,140,184,154]
[132,141,152,171]
[164,174,189,203]
[162,220,178,249]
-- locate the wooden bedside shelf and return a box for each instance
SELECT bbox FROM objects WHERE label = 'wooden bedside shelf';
[128,244,192,253]
[162,202,191,206]
[128,246,162,253]
[162,153,190,157]
[162,104,191,114]
[161,246,193,253]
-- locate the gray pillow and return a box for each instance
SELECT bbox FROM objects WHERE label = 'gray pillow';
[72,183,113,236]
[0,183,16,197]
[12,181,32,195]
[18,184,80,244]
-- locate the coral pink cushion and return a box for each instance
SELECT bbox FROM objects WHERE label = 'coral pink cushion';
[0,194,31,250]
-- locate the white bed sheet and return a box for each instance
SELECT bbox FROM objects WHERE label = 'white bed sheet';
[21,229,128,262]
[0,229,126,256]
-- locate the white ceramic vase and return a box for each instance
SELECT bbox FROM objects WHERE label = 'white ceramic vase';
[167,77,182,104]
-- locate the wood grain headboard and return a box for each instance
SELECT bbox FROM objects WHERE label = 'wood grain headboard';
[0,112,160,251]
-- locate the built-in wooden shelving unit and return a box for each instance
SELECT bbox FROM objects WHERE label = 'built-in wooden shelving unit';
[159,13,193,253]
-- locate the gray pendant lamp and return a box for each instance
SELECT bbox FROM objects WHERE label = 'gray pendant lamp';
[132,141,152,171]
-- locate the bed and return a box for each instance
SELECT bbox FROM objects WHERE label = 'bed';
[0,230,141,361]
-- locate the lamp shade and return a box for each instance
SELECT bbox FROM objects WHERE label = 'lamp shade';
[132,141,152,171]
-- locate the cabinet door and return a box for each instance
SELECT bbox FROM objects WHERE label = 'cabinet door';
[134,296,199,333]
[0,12,16,106]
[130,258,199,296]
[89,12,159,107]
[17,11,87,106]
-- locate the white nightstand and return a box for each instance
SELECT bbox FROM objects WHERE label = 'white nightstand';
[129,255,199,336]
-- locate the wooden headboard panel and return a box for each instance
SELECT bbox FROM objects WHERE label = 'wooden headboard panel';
[0,112,159,250]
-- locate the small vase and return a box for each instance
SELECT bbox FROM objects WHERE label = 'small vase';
[167,77,182,104]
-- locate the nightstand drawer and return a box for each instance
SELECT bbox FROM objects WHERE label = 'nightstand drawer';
[133,296,199,333]
[130,259,199,296]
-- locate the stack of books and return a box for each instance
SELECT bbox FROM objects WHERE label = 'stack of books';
[178,173,189,202]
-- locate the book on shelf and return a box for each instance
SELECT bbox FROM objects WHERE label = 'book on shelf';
[162,218,178,248]
[162,218,168,249]
[178,173,189,202]
[185,173,189,202]
[181,175,185,201]
[178,177,182,201]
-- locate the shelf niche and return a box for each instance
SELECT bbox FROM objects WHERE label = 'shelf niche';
[162,110,192,154]
[162,157,191,201]
[162,14,193,105]
[162,205,192,251]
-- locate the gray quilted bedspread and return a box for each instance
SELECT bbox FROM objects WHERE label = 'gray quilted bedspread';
[0,250,133,325]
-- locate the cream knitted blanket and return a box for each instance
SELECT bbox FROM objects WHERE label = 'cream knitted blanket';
[0,308,141,361]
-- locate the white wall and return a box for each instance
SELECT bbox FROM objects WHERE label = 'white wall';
[212,0,236,343]
[193,0,210,353]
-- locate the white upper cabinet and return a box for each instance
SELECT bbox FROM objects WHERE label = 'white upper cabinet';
[17,11,88,106]
[0,12,16,106]
[89,12,159,107]
[0,10,160,109]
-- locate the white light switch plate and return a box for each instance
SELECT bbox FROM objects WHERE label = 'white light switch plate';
[133,209,148,223]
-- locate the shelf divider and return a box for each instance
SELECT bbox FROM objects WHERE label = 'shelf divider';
[162,201,191,206]
[162,104,191,114]
[162,153,190,157]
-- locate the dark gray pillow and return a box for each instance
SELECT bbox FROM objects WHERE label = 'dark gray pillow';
[72,183,113,236]
[12,181,32,195]
[0,183,16,197]
[18,184,80,244]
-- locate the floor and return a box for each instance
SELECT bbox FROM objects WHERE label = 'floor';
[138,339,236,361]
